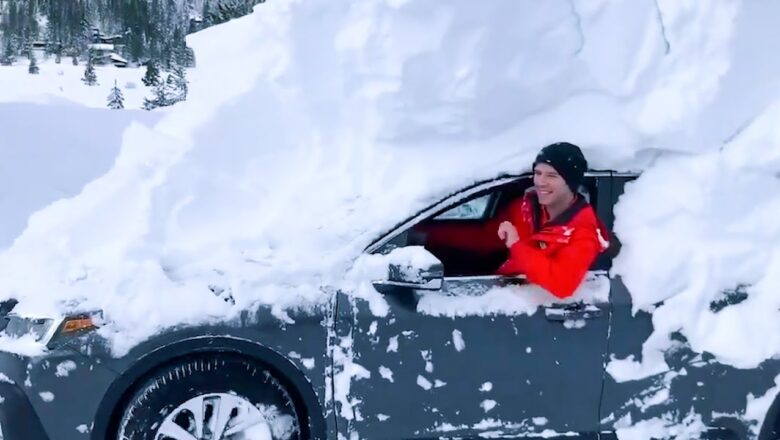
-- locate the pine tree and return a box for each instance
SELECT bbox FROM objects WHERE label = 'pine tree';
[82,57,97,85]
[107,80,125,109]
[171,65,188,101]
[143,74,174,110]
[0,40,16,66]
[44,23,58,57]
[0,0,264,73]
[182,46,195,68]
[53,42,63,64]
[28,52,39,74]
[142,61,160,87]
[202,2,211,26]
[165,73,178,101]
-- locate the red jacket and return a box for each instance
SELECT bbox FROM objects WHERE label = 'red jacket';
[496,191,609,299]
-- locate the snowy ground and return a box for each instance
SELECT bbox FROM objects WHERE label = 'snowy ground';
[1,0,780,438]
[0,57,164,109]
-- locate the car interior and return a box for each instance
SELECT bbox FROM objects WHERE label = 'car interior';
[409,177,598,277]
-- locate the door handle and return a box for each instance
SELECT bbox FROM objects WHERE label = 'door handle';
[545,304,602,321]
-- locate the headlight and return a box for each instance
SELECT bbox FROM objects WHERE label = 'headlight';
[3,310,103,346]
[4,315,54,341]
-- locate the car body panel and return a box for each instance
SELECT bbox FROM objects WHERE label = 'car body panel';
[340,283,610,439]
[0,348,116,439]
[0,303,336,440]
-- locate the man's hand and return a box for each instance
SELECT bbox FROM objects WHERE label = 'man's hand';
[497,221,520,248]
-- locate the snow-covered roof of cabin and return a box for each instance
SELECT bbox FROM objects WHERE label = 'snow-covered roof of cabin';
[109,53,128,63]
[88,43,114,51]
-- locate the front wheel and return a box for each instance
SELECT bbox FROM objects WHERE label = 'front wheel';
[116,355,302,440]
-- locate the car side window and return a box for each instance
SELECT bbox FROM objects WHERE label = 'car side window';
[394,180,532,276]
[433,194,492,220]
[369,179,522,257]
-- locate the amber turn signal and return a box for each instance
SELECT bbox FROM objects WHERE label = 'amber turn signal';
[61,317,98,334]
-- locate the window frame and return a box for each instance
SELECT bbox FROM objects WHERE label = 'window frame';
[365,171,613,256]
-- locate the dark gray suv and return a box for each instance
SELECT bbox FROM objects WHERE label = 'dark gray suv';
[0,172,778,440]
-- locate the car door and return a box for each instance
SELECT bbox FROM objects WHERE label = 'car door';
[336,174,613,439]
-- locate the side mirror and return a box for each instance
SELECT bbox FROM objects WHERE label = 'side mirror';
[372,247,444,291]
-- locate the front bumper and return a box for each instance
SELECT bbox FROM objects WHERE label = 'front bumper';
[0,347,119,440]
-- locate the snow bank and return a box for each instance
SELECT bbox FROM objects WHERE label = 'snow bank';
[0,0,779,392]
[612,129,780,370]
[0,103,160,248]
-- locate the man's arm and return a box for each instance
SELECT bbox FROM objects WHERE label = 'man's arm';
[499,227,602,299]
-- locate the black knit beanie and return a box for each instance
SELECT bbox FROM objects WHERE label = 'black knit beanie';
[533,142,588,193]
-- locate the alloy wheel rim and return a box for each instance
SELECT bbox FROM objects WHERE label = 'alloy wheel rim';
[154,392,273,440]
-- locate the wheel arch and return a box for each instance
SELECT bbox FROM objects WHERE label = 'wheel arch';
[91,335,327,440]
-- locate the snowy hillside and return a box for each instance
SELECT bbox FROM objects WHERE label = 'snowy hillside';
[1,0,780,438]
[0,59,187,109]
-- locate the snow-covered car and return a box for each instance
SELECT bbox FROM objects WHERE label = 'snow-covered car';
[0,171,778,440]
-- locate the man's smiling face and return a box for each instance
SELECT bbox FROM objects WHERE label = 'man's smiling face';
[533,162,571,207]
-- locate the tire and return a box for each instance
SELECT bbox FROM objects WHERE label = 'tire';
[763,416,779,440]
[116,354,302,440]
[759,398,780,440]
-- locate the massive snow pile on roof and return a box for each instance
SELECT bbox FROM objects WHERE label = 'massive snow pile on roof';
[0,0,779,371]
